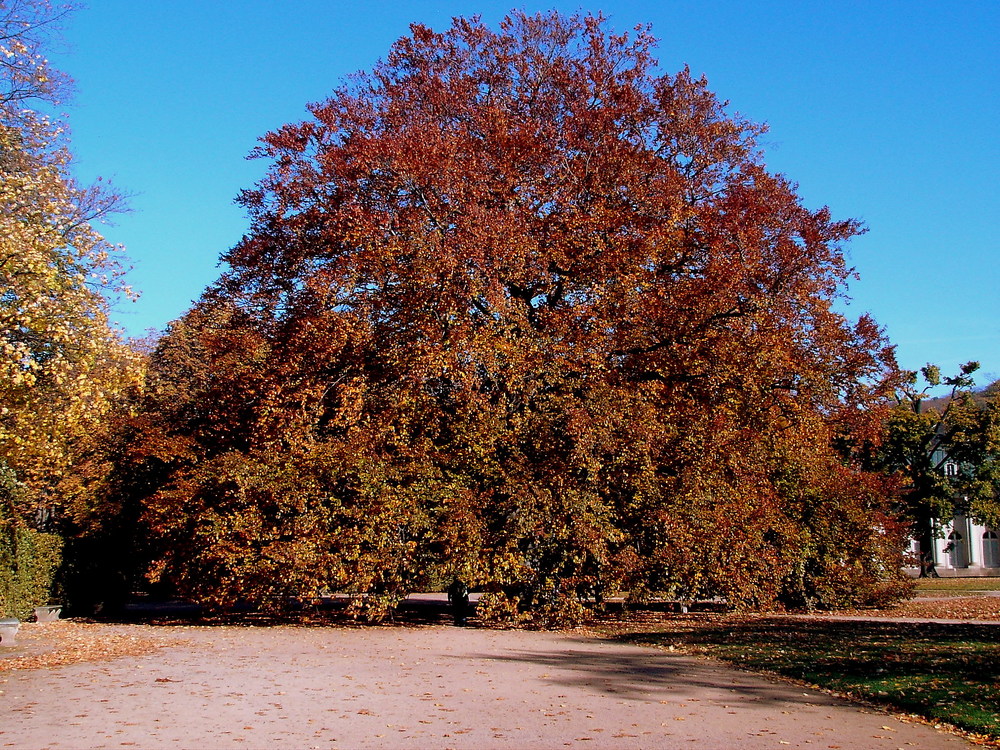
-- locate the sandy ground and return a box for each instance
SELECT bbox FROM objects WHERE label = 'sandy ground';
[0,620,973,749]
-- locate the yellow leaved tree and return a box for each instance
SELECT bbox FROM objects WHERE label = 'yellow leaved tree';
[0,0,141,616]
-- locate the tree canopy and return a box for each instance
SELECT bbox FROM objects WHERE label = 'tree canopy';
[134,11,907,622]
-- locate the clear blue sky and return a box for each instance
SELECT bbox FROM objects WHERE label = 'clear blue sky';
[53,1,999,384]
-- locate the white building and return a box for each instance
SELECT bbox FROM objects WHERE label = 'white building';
[908,515,1000,577]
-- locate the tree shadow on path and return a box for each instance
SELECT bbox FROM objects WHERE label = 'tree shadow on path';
[452,640,842,708]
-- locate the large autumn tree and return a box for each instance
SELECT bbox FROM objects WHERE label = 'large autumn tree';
[139,12,905,621]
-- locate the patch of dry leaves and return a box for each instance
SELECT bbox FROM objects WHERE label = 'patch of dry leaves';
[0,621,182,672]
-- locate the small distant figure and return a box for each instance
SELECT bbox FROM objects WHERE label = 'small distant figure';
[921,551,940,578]
[447,579,469,626]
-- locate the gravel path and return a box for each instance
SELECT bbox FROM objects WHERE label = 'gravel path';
[0,623,972,749]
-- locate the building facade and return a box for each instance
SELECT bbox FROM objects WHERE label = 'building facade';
[908,515,1000,577]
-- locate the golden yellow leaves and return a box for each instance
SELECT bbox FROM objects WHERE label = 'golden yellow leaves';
[0,39,139,498]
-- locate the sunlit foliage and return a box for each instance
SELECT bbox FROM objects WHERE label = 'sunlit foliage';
[0,0,140,613]
[136,12,905,622]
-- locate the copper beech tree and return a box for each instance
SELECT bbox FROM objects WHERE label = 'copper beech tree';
[138,12,907,622]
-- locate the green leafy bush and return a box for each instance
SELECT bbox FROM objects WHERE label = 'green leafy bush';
[0,524,63,619]
[0,463,63,619]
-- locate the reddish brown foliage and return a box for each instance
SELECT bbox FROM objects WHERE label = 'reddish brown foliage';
[128,12,905,623]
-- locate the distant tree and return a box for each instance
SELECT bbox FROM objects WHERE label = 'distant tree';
[137,11,904,621]
[946,379,1000,531]
[878,362,1000,574]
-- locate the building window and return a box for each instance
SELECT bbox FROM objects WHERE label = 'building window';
[947,530,967,568]
[984,531,999,568]
[944,461,958,477]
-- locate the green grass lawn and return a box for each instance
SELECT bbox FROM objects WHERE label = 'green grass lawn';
[606,616,1000,743]
[915,577,1000,593]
